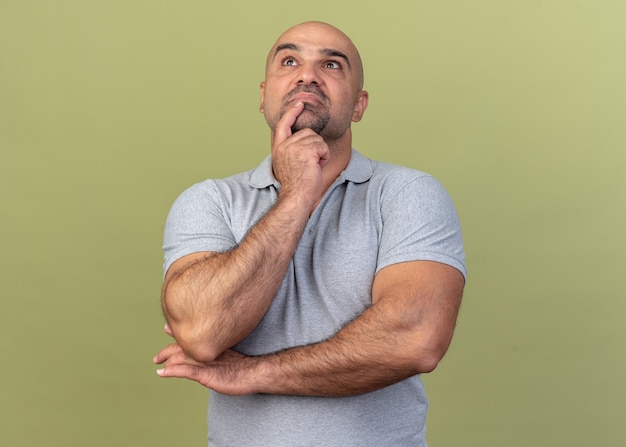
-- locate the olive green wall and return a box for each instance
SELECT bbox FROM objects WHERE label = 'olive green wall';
[1,1,624,445]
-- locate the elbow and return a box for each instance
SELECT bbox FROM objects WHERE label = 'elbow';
[410,326,456,374]
[161,272,231,363]
[161,280,220,363]
[416,352,442,374]
[163,300,223,363]
[171,324,223,363]
[411,340,451,374]
[182,343,222,364]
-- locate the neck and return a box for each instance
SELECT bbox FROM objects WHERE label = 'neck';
[322,143,351,184]
[313,127,353,192]
[309,145,351,215]
[270,130,353,214]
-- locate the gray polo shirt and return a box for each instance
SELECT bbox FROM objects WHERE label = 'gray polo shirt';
[163,149,466,446]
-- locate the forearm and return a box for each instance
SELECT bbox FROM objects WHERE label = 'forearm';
[155,262,464,396]
[162,192,311,362]
[247,300,447,397]
[245,263,463,397]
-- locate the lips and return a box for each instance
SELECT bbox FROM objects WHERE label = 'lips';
[284,86,328,106]
[292,92,324,105]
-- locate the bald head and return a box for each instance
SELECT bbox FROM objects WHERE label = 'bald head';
[260,21,369,143]
[265,21,365,89]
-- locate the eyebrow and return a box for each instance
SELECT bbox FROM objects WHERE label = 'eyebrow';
[273,43,352,68]
[320,48,351,68]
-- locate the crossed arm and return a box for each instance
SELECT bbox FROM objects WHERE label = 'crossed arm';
[154,100,465,397]
[160,101,329,362]
[155,256,464,397]
[159,192,311,363]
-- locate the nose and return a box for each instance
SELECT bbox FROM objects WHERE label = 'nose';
[296,63,321,86]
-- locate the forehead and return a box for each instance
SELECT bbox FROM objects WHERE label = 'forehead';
[268,23,357,63]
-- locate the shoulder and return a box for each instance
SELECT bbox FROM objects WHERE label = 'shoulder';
[350,151,433,184]
[171,165,263,208]
[372,160,432,183]
[365,158,450,204]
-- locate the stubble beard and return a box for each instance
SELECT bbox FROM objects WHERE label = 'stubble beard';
[289,103,331,135]
[280,85,331,136]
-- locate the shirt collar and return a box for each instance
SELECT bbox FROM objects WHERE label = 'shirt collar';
[248,148,373,190]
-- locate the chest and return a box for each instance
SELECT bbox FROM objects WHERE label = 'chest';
[234,183,384,353]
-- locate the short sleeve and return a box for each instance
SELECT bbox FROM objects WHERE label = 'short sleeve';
[162,181,237,275]
[376,174,466,280]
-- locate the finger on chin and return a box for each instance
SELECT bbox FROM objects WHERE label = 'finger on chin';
[276,101,304,142]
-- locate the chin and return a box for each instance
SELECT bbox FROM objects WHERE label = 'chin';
[291,124,324,135]
[291,121,325,135]
[291,113,328,135]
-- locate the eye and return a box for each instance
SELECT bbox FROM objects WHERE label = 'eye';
[281,57,298,66]
[323,60,341,69]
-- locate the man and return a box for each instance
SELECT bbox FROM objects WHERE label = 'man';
[154,21,466,446]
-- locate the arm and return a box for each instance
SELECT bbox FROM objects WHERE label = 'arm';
[155,259,464,397]
[162,101,329,362]
[162,196,307,363]
[255,260,465,396]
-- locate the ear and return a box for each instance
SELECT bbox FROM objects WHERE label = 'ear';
[352,90,369,122]
[259,81,265,113]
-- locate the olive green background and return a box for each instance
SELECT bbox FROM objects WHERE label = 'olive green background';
[1,1,624,445]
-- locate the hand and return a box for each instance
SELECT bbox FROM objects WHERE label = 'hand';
[271,101,330,207]
[153,325,256,396]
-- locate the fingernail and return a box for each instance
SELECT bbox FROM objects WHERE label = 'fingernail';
[156,368,164,376]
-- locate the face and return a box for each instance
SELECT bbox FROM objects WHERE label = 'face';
[260,22,368,141]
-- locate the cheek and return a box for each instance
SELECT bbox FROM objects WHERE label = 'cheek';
[335,92,359,117]
[262,84,286,110]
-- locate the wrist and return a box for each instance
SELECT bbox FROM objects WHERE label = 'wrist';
[275,188,317,218]
[243,354,283,395]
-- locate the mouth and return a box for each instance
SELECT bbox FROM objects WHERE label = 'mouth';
[284,86,328,108]
[291,92,325,106]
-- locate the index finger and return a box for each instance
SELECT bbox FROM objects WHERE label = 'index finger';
[274,101,304,145]
[153,342,183,364]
